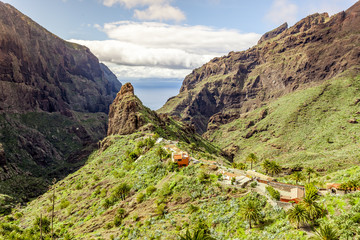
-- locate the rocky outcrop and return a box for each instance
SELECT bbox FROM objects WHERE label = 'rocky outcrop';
[258,22,288,44]
[108,83,145,135]
[159,2,360,134]
[108,83,162,135]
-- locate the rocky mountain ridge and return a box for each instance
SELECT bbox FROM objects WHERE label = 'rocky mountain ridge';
[0,2,121,201]
[159,2,360,133]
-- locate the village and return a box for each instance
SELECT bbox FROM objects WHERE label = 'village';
[158,138,354,209]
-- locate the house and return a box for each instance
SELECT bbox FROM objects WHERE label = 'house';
[172,151,189,167]
[221,171,237,181]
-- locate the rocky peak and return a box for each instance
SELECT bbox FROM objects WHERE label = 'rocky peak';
[107,83,147,136]
[159,2,360,134]
[287,13,329,35]
[258,22,288,44]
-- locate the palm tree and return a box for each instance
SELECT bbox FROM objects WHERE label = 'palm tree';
[290,171,305,185]
[261,159,271,174]
[246,153,258,170]
[240,200,261,229]
[300,195,323,222]
[178,229,215,240]
[268,161,282,177]
[287,204,308,229]
[314,224,338,240]
[305,167,316,183]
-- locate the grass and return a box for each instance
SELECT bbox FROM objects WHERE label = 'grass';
[207,72,360,172]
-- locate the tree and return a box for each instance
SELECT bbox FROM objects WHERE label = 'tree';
[240,200,261,229]
[290,171,305,185]
[268,161,282,177]
[299,184,323,224]
[287,204,308,229]
[246,153,258,170]
[314,224,338,240]
[156,146,167,161]
[305,167,316,183]
[261,159,271,174]
[113,183,131,201]
[178,229,215,240]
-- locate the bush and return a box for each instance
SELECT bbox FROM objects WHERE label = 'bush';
[59,199,70,209]
[114,215,122,227]
[117,208,126,219]
[187,204,199,214]
[136,193,146,203]
[266,186,280,201]
[250,181,258,188]
[102,198,113,209]
[34,216,51,233]
[156,203,166,217]
[146,185,157,196]
[104,222,113,229]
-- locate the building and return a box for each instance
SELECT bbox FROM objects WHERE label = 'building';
[172,152,189,167]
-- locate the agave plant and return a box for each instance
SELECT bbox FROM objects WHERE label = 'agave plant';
[178,229,215,240]
[314,224,338,240]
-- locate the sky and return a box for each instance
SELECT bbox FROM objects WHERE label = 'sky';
[2,0,358,109]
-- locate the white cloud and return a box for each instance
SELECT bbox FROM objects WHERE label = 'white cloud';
[134,4,185,22]
[101,0,185,22]
[102,0,166,8]
[70,21,260,79]
[265,0,298,25]
[102,62,192,79]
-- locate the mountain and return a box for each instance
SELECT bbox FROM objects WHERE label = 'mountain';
[1,81,360,240]
[0,2,121,202]
[159,2,360,134]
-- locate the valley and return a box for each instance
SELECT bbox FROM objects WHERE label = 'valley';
[0,1,360,240]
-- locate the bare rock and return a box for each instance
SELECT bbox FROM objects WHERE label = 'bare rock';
[348,118,358,124]
[258,22,288,44]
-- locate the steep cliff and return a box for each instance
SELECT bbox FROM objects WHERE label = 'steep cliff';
[107,83,160,136]
[0,2,121,201]
[159,2,360,133]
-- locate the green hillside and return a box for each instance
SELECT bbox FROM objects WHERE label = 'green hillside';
[206,70,360,173]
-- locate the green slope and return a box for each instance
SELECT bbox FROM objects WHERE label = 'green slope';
[206,71,360,172]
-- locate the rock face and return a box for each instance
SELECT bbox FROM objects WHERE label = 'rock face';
[258,22,288,44]
[0,2,121,201]
[108,83,145,135]
[0,3,121,114]
[159,2,360,133]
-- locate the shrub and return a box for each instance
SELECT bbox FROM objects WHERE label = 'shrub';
[117,208,126,219]
[59,199,70,209]
[146,185,157,196]
[34,216,51,233]
[113,183,131,201]
[136,193,146,203]
[266,186,280,201]
[187,204,199,214]
[75,183,83,190]
[156,203,166,217]
[102,198,113,209]
[104,222,113,229]
[250,181,258,188]
[114,215,122,227]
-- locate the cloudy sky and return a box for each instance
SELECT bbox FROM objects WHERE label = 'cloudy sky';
[2,0,358,109]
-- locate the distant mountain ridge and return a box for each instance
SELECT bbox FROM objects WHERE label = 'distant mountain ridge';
[0,2,121,201]
[159,2,360,133]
